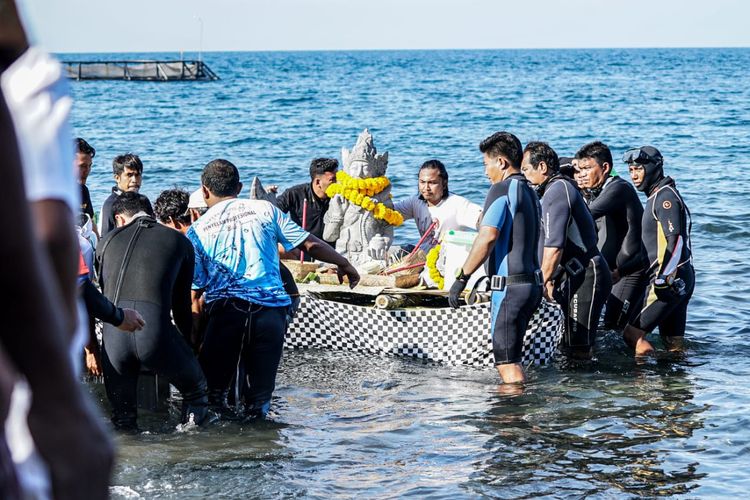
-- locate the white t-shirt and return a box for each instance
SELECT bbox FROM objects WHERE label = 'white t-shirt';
[1,46,78,212]
[394,193,482,249]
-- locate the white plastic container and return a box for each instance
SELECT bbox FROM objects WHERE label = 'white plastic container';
[442,229,487,291]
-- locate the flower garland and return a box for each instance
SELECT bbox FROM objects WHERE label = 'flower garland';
[326,174,404,226]
[426,244,444,289]
[334,170,390,196]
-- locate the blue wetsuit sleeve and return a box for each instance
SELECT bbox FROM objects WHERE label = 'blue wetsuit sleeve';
[273,205,309,251]
[481,190,509,229]
[542,181,570,248]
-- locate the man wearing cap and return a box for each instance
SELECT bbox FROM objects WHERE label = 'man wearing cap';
[188,188,208,221]
[621,146,694,356]
[574,141,648,329]
[521,141,612,360]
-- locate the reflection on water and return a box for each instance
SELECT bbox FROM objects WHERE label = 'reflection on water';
[472,354,707,497]
[100,339,723,499]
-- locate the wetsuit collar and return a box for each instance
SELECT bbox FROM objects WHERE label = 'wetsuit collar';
[535,172,564,198]
[584,175,615,202]
[648,176,675,196]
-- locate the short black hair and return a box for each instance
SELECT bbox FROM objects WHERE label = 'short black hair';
[202,159,240,197]
[576,141,613,168]
[112,153,143,176]
[112,192,153,218]
[479,131,523,169]
[524,141,560,172]
[309,158,338,179]
[75,138,95,157]
[154,189,190,224]
[418,159,450,201]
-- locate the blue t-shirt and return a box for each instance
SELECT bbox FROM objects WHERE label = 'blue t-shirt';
[187,198,309,307]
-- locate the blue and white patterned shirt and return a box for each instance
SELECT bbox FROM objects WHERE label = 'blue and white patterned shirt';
[187,198,309,307]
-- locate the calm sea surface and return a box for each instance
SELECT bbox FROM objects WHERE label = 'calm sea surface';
[65,49,750,498]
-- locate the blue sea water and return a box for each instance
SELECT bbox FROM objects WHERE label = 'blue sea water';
[65,49,750,498]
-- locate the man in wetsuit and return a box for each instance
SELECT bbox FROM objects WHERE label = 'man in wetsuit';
[621,146,694,356]
[276,157,338,242]
[75,138,99,237]
[97,192,208,430]
[574,141,648,329]
[521,142,612,360]
[187,159,360,420]
[99,153,144,237]
[448,132,542,384]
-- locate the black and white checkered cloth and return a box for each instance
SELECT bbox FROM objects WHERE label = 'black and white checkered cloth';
[286,297,563,367]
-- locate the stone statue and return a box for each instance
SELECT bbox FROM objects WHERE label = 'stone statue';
[324,129,394,268]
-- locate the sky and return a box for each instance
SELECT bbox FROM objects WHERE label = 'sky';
[20,0,750,53]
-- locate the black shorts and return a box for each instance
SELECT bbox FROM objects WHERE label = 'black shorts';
[631,266,695,336]
[490,283,543,364]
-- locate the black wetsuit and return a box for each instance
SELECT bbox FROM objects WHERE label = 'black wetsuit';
[481,173,543,364]
[631,177,694,336]
[80,183,95,222]
[99,187,121,237]
[97,216,207,429]
[584,176,648,328]
[276,182,332,243]
[538,175,612,350]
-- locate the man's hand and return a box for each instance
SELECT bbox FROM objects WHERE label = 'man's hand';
[543,280,555,302]
[265,184,279,194]
[448,278,468,308]
[84,345,102,377]
[337,262,360,289]
[118,308,145,331]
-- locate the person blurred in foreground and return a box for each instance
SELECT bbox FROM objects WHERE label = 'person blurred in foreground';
[621,146,694,356]
[448,132,542,385]
[0,39,113,500]
[187,159,360,420]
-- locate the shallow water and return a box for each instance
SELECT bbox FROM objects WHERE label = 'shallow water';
[68,48,750,497]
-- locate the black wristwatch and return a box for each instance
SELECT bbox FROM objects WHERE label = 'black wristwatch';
[455,267,469,282]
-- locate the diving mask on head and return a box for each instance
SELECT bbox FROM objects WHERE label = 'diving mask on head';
[623,146,664,192]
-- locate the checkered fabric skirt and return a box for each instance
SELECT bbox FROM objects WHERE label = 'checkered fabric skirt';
[286,297,564,367]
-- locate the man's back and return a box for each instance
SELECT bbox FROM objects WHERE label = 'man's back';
[98,216,194,334]
[541,176,599,262]
[187,198,308,307]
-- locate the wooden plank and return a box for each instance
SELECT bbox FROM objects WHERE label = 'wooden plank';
[317,272,420,288]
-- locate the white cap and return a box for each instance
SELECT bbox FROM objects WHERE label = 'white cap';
[188,188,208,209]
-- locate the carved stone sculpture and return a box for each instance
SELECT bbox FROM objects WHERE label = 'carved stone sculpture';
[323,129,394,267]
